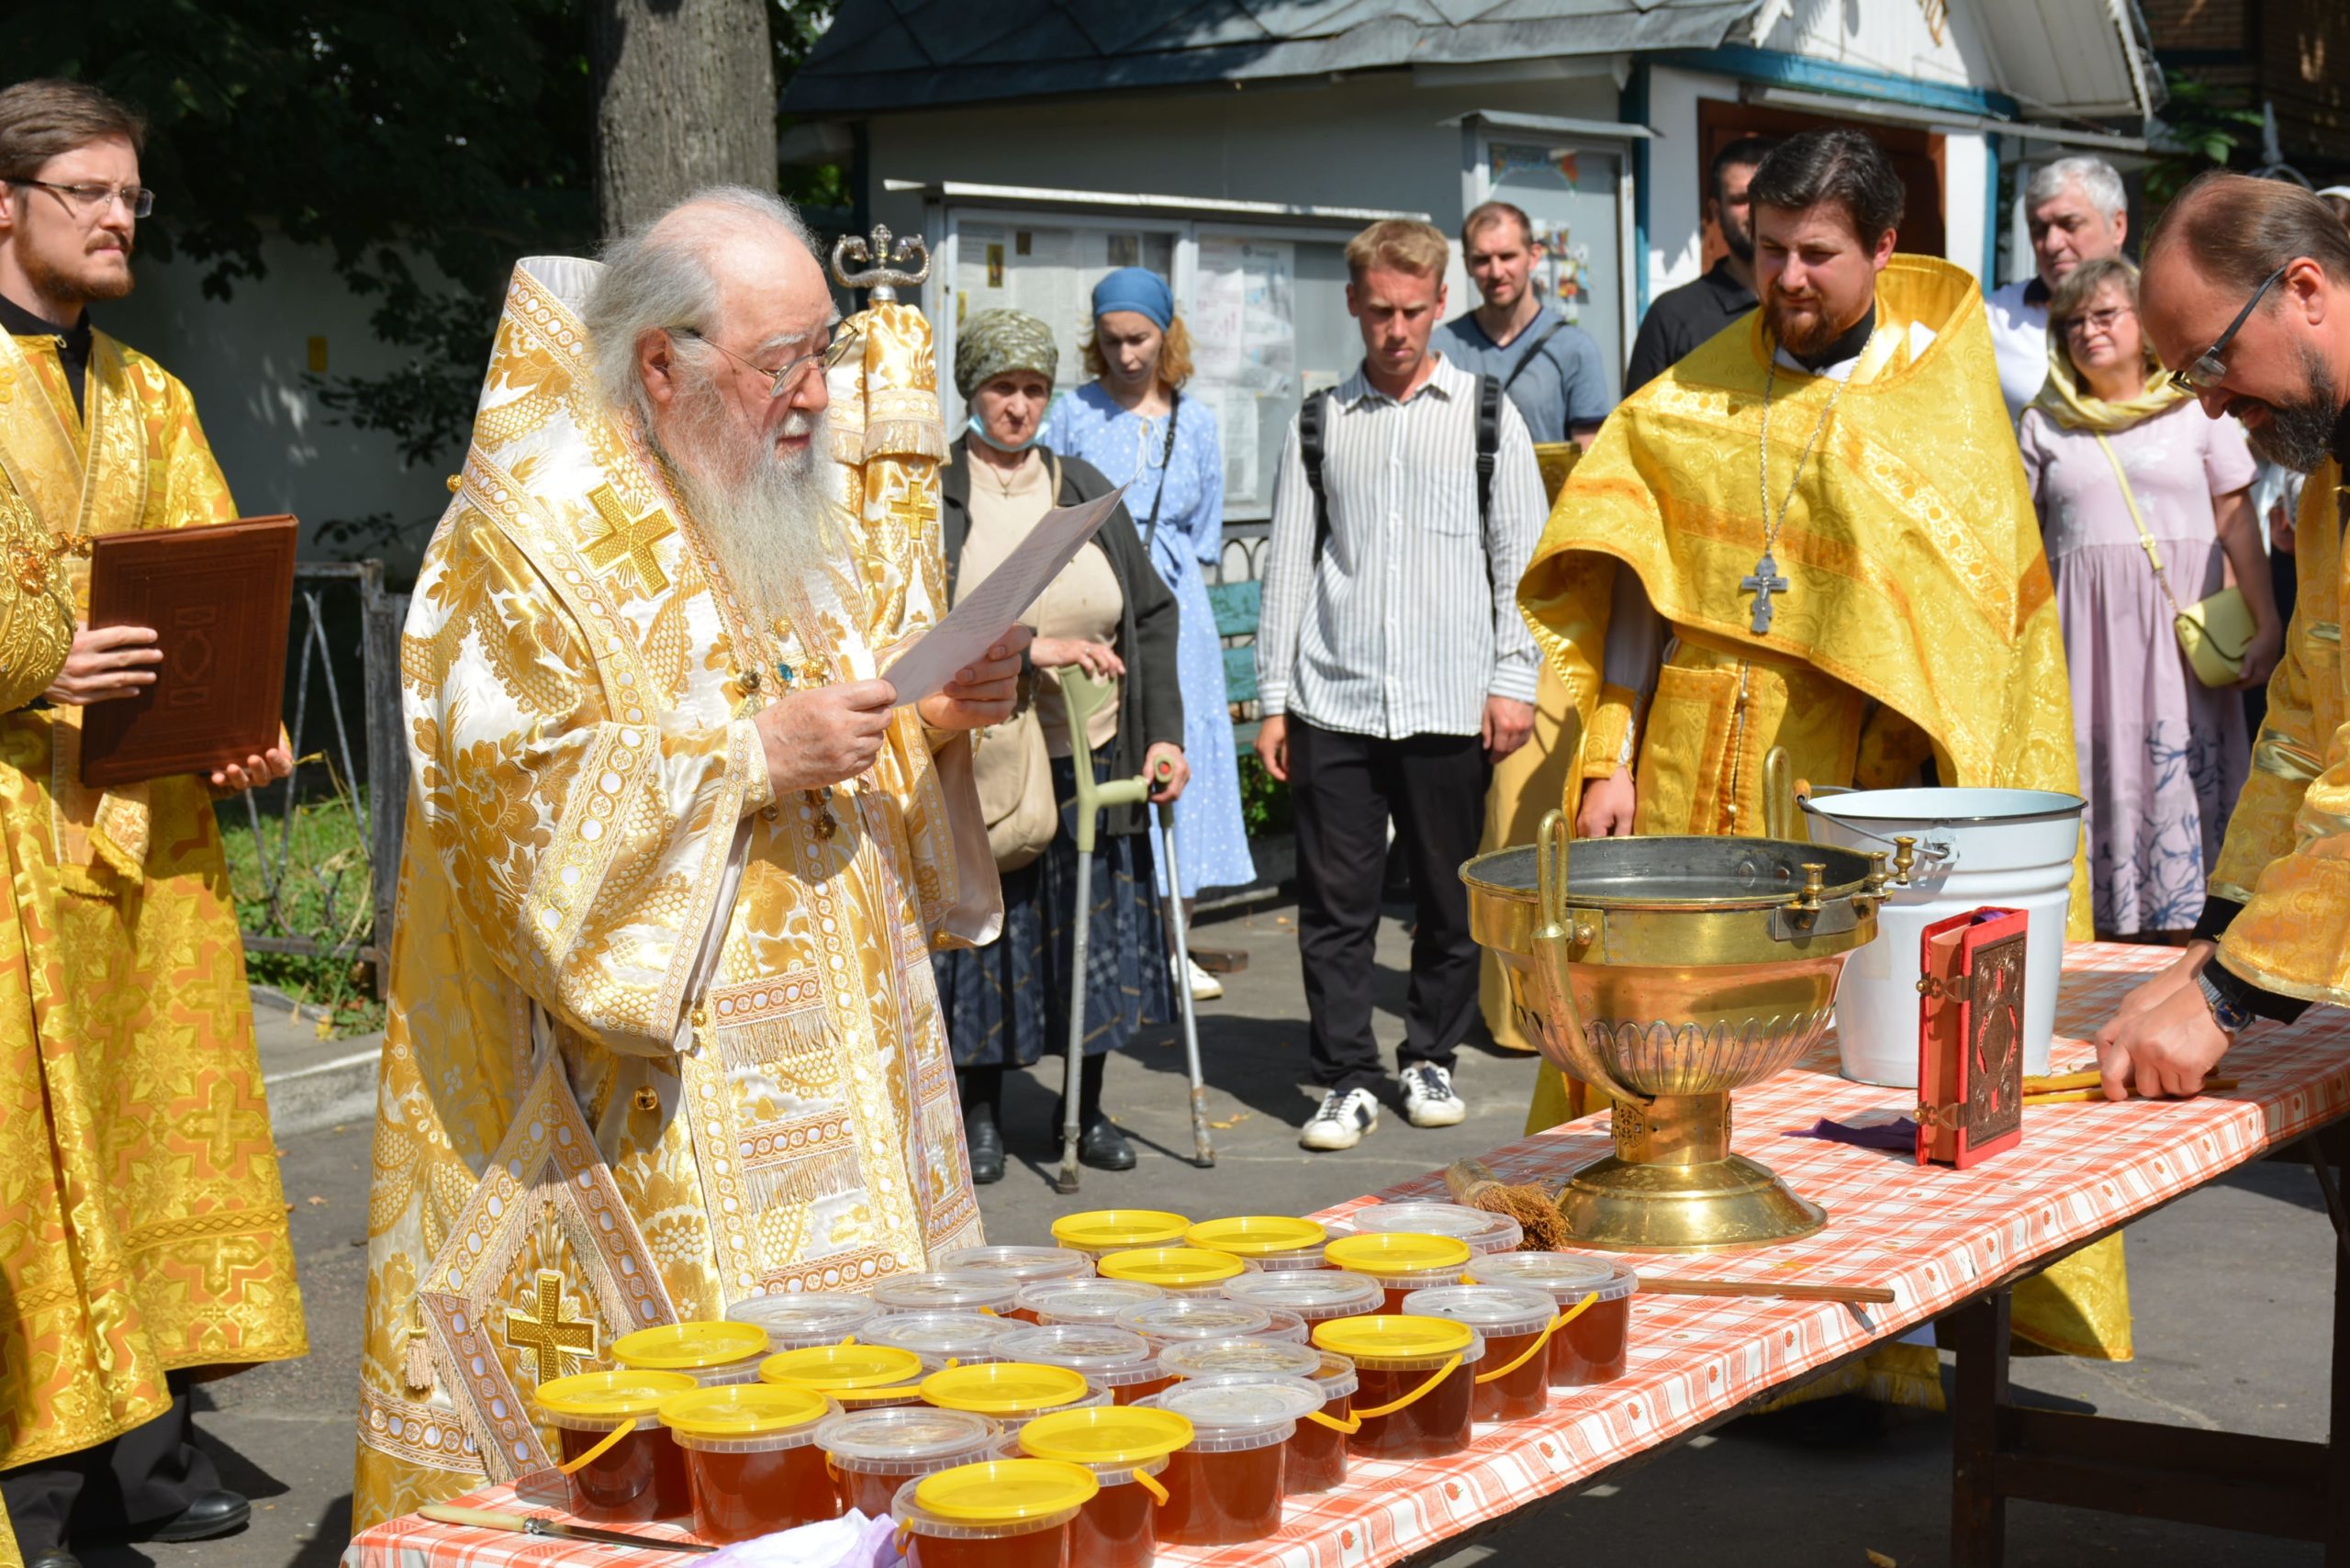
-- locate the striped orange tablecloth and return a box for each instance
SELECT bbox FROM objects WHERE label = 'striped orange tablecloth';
[343,944,2350,1568]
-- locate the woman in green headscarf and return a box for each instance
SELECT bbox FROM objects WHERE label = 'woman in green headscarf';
[2018,254,2281,940]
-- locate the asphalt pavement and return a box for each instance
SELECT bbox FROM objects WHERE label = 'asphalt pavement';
[79,904,2337,1568]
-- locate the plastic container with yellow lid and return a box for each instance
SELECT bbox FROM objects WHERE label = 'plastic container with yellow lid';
[988,1324,1169,1405]
[814,1406,997,1519]
[860,1309,1020,1368]
[532,1369,696,1524]
[921,1361,1104,1422]
[870,1270,1023,1317]
[759,1341,931,1411]
[1018,1406,1194,1568]
[722,1292,875,1353]
[1113,1296,1274,1346]
[1139,1374,1325,1546]
[611,1320,771,1386]
[1050,1208,1194,1257]
[1222,1268,1384,1325]
[1183,1215,1329,1271]
[1402,1283,1562,1423]
[1095,1247,1256,1294]
[655,1382,837,1542]
[1311,1314,1483,1462]
[1013,1275,1165,1327]
[892,1458,1097,1568]
[1322,1232,1473,1313]
[1337,1200,1525,1256]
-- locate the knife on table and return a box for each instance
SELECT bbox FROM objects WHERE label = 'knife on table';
[420,1504,717,1554]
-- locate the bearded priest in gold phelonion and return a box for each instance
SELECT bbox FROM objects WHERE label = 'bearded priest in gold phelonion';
[351,189,1022,1529]
[1514,129,2123,1397]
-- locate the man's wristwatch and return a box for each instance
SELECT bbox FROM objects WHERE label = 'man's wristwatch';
[2195,969,2256,1036]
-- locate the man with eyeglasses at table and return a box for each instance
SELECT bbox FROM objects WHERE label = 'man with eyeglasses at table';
[2092,172,2350,1099]
[0,79,307,1568]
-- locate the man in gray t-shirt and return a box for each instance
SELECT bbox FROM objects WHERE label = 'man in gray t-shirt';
[1433,200,1615,445]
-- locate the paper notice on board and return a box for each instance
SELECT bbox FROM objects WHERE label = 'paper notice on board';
[880,486,1129,705]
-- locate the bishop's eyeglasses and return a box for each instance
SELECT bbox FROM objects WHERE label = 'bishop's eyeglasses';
[8,179,155,219]
[677,327,860,400]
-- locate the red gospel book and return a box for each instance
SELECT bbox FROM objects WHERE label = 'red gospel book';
[79,515,298,787]
[1916,907,2028,1169]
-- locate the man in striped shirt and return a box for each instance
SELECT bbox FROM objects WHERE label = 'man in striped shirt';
[1254,218,1549,1151]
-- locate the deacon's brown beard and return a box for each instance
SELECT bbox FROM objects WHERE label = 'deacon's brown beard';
[1763,292,1860,360]
[22,241,134,308]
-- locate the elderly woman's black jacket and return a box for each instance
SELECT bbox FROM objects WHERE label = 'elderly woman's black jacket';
[939,438,1184,839]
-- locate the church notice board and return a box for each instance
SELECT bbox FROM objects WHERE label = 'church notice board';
[79,514,297,787]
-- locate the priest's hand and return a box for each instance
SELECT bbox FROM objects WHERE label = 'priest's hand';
[210,745,294,792]
[1577,766,1636,837]
[1483,696,1534,763]
[2093,977,2232,1102]
[916,626,1033,732]
[759,679,896,793]
[1145,742,1189,804]
[1254,714,1290,783]
[2234,616,2284,690]
[46,622,160,705]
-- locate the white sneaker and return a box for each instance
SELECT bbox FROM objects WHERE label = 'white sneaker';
[1185,955,1224,1001]
[1401,1063,1467,1128]
[1299,1087,1381,1151]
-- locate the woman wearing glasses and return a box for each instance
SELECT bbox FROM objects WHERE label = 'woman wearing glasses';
[2018,255,2281,941]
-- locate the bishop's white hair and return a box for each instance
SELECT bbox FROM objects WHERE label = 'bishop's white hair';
[2026,156,2127,222]
[581,185,823,425]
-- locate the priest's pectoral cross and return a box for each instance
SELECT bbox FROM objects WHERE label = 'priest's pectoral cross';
[582,484,677,595]
[1741,552,1789,636]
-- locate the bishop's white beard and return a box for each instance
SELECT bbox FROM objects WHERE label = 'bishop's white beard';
[647,375,843,626]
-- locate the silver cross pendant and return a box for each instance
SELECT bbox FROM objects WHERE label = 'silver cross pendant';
[1741,552,1790,636]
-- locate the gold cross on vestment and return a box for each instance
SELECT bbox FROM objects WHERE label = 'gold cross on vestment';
[582,484,676,595]
[504,1268,596,1383]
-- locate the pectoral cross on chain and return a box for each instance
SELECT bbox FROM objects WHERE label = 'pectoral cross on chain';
[1741,552,1789,636]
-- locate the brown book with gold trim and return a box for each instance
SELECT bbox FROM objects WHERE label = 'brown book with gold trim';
[79,515,297,787]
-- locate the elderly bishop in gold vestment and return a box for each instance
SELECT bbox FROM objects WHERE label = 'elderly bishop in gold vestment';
[352,189,1020,1529]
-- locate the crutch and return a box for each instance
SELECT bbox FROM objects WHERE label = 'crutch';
[1054,669,1214,1194]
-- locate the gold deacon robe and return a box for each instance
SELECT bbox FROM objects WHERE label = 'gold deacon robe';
[0,324,308,1474]
[2208,458,2350,999]
[352,258,998,1529]
[1513,255,2126,1392]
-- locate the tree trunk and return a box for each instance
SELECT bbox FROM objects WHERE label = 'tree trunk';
[590,0,778,239]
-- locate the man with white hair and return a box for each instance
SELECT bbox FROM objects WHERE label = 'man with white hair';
[349,187,1022,1528]
[1987,155,2131,417]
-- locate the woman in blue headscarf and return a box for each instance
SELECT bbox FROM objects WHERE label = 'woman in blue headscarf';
[1044,269,1255,1000]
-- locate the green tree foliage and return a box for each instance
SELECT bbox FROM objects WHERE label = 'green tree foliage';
[2145,70,2266,208]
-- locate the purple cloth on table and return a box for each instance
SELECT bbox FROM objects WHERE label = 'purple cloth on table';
[1786,1116,1918,1152]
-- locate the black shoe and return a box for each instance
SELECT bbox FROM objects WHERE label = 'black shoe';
[1076,1112,1136,1171]
[149,1487,252,1542]
[965,1103,1004,1184]
[28,1551,81,1568]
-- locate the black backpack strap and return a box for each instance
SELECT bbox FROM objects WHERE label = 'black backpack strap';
[1474,373,1502,532]
[1501,316,1567,392]
[1299,390,1332,566]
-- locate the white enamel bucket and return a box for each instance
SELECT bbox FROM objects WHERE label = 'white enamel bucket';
[1798,787,2085,1087]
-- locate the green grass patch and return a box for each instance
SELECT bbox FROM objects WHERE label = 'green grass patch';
[218,781,386,1037]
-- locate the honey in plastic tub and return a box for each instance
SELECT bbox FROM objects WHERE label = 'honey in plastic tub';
[1338,1200,1525,1256]
[1311,1315,1482,1462]
[1095,1246,1256,1294]
[1290,1352,1360,1494]
[988,1324,1169,1406]
[1221,1268,1383,1328]
[921,1361,1106,1424]
[532,1369,696,1523]
[610,1319,770,1386]
[1113,1295,1274,1348]
[1019,1405,1194,1568]
[1322,1232,1474,1313]
[760,1341,933,1412]
[1156,1334,1325,1385]
[933,1247,1092,1319]
[1050,1208,1194,1258]
[656,1381,837,1542]
[1401,1284,1563,1422]
[1464,1253,1638,1387]
[860,1309,1020,1367]
[1141,1374,1324,1546]
[1015,1275,1164,1328]
[871,1270,1024,1318]
[893,1458,1096,1568]
[815,1406,995,1519]
[722,1291,875,1352]
[1183,1215,1329,1271]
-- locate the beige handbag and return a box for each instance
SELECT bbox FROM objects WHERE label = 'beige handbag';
[2093,431,2255,688]
[971,675,1058,871]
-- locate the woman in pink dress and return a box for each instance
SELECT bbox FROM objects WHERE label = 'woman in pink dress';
[2018,256,2282,940]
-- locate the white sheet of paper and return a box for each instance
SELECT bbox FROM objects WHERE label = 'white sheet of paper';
[882,484,1129,706]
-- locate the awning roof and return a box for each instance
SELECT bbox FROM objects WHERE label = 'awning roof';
[1967,0,2161,121]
